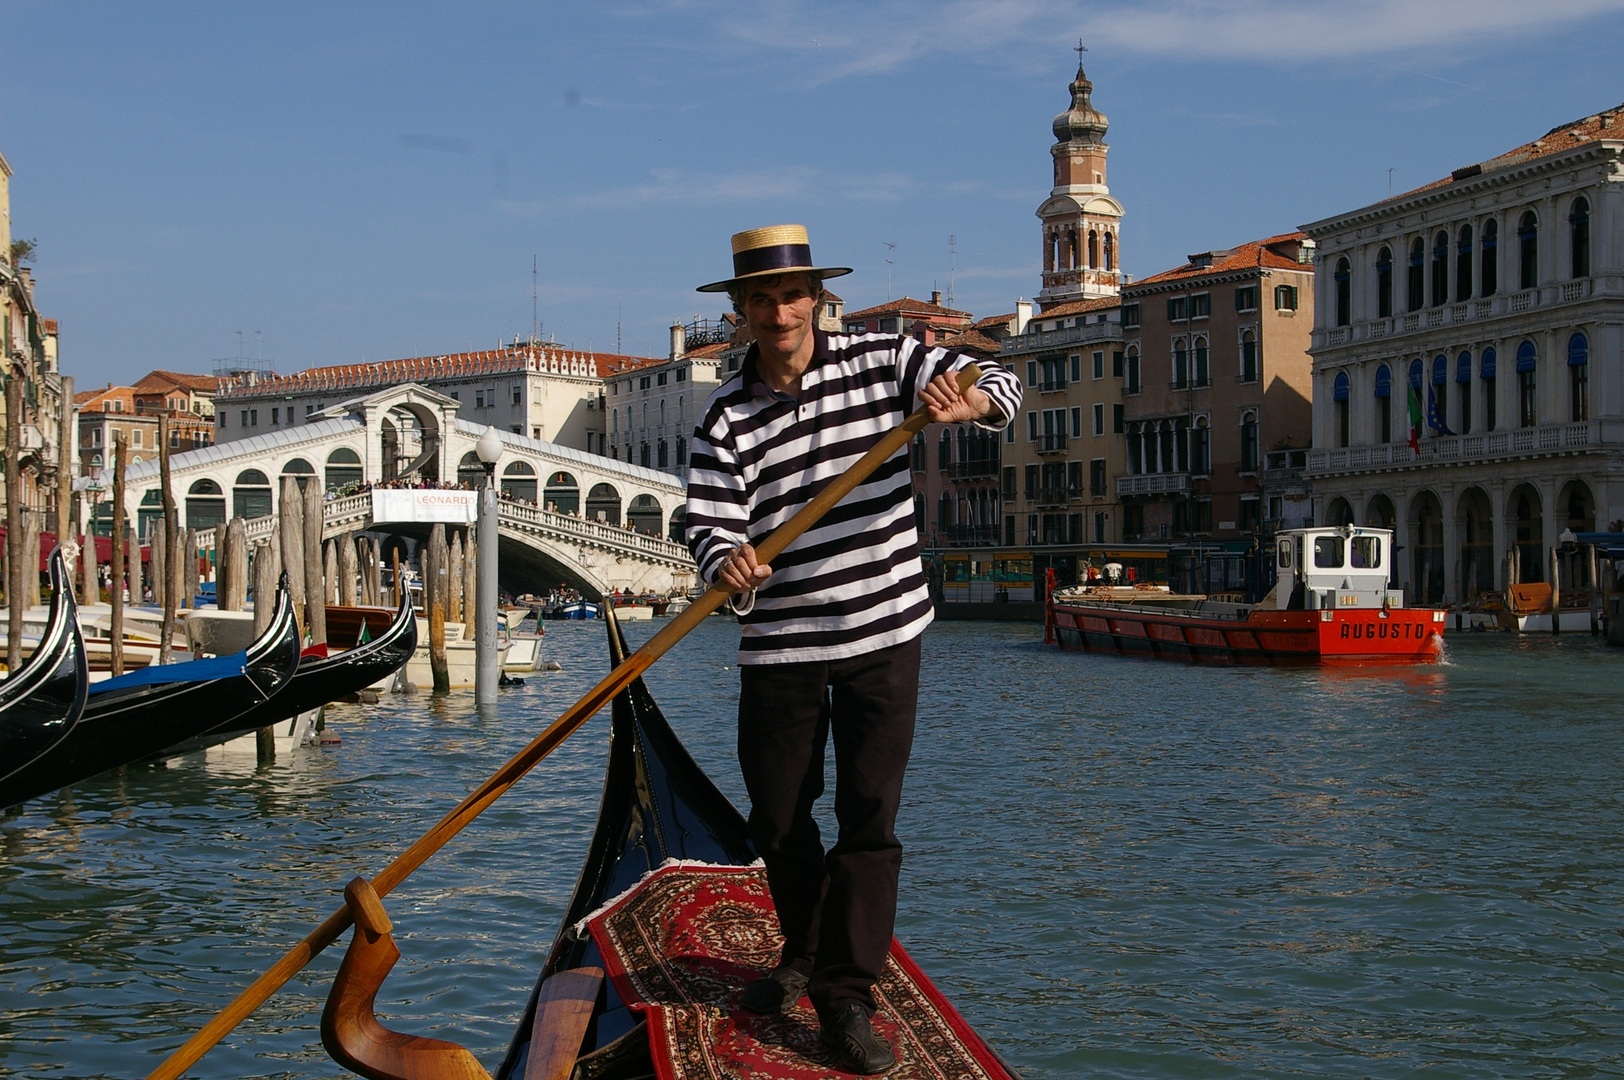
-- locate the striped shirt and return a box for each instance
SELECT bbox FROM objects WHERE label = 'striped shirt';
[685,329,1022,664]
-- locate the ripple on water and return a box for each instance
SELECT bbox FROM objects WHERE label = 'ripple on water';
[5,618,1624,1077]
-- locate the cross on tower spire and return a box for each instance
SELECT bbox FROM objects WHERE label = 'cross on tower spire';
[1075,38,1087,64]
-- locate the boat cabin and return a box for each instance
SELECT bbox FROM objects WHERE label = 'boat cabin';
[1266,526,1405,611]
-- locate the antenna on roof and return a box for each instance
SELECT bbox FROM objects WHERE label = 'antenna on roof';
[948,234,957,308]
[884,242,896,300]
[532,255,540,343]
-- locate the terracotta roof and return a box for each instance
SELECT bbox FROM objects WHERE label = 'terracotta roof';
[843,296,974,321]
[75,385,138,409]
[972,312,1017,332]
[216,342,664,399]
[1130,232,1312,288]
[684,342,732,360]
[1396,100,1624,201]
[938,329,1003,354]
[133,369,223,393]
[1035,295,1121,318]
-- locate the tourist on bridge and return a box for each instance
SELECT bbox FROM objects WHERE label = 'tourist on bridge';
[684,224,1022,1074]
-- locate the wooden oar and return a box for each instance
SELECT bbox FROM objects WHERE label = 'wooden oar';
[146,364,981,1080]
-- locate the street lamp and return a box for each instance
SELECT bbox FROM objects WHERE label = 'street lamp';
[475,425,502,706]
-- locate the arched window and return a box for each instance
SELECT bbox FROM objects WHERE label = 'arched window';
[1334,257,1351,326]
[501,460,538,503]
[1518,210,1539,290]
[1456,351,1473,435]
[627,493,662,535]
[544,470,580,514]
[1191,416,1211,475]
[325,446,363,492]
[1481,347,1498,431]
[185,478,226,530]
[1333,371,1351,448]
[1088,229,1099,269]
[1431,230,1449,306]
[1375,246,1394,318]
[1480,218,1498,296]
[1516,340,1538,426]
[585,482,621,525]
[1193,336,1210,387]
[1240,411,1260,473]
[1570,197,1591,278]
[1172,339,1188,389]
[281,458,316,493]
[1125,346,1141,394]
[233,468,272,519]
[1374,363,1393,443]
[1431,354,1449,432]
[937,429,952,469]
[1103,232,1115,272]
[1239,330,1258,383]
[1569,332,1590,422]
[1407,237,1426,312]
[1455,223,1474,302]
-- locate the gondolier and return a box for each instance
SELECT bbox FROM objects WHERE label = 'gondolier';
[685,224,1021,1074]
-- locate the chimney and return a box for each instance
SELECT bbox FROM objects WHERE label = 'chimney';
[1015,299,1033,336]
[931,290,942,305]
[669,324,686,361]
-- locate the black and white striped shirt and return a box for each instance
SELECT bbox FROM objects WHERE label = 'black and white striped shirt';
[685,329,1022,664]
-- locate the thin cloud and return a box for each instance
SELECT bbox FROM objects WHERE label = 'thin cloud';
[1084,0,1624,61]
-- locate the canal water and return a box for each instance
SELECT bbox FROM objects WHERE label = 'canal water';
[2,617,1622,1078]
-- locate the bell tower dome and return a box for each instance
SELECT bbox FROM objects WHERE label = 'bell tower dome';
[1036,41,1124,307]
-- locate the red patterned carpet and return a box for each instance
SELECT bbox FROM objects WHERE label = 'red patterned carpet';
[587,863,1017,1079]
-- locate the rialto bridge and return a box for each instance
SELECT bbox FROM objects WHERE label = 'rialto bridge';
[106,384,698,598]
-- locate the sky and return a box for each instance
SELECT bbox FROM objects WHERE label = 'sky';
[5,0,1624,390]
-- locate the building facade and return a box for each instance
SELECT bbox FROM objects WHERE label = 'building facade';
[1301,103,1624,605]
[212,339,657,459]
[1118,235,1316,543]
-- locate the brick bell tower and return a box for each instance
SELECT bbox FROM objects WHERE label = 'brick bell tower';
[1036,41,1124,308]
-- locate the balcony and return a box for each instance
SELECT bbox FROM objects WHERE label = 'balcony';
[1311,281,1595,352]
[1306,418,1624,477]
[1028,484,1078,509]
[946,459,1001,480]
[1036,433,1069,455]
[1000,321,1124,356]
[1117,472,1191,497]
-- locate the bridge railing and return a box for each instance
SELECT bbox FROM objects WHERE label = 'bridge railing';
[192,490,695,569]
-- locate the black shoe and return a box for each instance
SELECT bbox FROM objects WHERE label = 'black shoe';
[741,964,809,1014]
[819,1001,896,1075]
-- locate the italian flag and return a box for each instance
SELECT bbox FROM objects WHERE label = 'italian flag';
[1406,384,1422,456]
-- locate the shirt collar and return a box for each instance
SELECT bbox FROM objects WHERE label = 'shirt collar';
[743,328,830,401]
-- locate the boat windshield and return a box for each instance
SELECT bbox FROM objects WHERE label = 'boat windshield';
[1313,536,1345,568]
[1351,536,1381,568]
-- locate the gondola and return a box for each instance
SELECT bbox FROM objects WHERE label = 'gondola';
[319,612,1019,1080]
[0,580,301,810]
[0,550,90,788]
[153,590,417,759]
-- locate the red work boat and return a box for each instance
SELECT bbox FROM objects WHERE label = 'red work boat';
[1046,526,1445,665]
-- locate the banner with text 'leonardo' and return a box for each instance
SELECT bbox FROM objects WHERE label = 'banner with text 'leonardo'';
[370,489,478,524]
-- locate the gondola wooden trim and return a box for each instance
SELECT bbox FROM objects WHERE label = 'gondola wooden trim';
[522,968,606,1080]
[321,877,492,1080]
[148,365,982,1080]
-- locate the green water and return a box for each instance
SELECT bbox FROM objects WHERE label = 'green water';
[2,619,1622,1077]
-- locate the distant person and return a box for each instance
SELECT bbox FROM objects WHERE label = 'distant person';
[685,224,1022,1073]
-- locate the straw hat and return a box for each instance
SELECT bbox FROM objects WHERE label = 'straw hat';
[696,224,853,293]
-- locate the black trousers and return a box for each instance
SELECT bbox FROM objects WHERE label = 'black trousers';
[736,636,922,1015]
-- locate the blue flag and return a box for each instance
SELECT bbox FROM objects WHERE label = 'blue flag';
[1426,384,1454,437]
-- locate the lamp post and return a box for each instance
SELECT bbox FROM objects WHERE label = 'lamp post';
[475,426,502,706]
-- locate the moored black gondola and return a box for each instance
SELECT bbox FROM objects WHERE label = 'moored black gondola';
[0,551,89,788]
[0,579,301,810]
[154,589,417,759]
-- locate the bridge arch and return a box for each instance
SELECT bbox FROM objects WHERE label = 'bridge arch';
[628,493,662,536]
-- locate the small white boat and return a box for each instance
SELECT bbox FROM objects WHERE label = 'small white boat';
[405,620,512,689]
